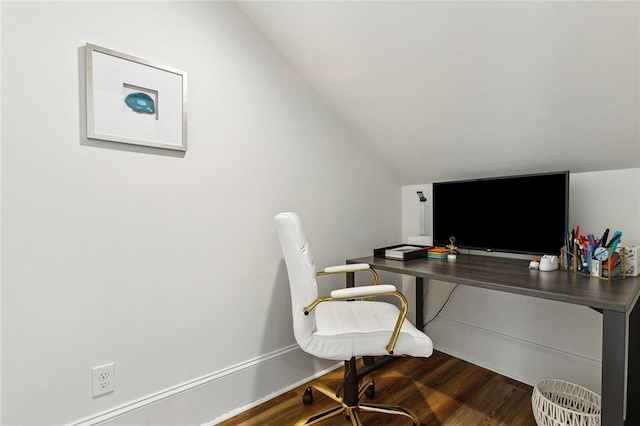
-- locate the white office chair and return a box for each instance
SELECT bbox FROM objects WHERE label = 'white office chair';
[274,212,433,425]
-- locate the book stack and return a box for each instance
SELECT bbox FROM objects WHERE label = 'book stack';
[427,248,449,259]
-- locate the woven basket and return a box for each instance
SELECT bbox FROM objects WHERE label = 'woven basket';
[532,379,601,426]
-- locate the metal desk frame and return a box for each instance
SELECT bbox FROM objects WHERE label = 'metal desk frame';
[346,254,640,426]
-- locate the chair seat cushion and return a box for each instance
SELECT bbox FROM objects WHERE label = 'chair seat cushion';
[301,300,433,361]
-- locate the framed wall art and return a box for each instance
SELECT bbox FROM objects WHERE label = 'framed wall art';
[85,43,188,151]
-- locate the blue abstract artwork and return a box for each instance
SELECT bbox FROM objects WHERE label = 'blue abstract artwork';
[124,92,155,115]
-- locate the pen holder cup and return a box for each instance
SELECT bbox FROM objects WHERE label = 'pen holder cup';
[560,247,627,281]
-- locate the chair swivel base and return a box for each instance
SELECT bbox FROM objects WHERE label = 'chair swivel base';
[295,378,421,426]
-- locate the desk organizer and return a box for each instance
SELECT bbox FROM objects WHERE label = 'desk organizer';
[373,244,429,261]
[560,247,627,281]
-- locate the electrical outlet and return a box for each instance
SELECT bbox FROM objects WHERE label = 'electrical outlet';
[92,363,115,397]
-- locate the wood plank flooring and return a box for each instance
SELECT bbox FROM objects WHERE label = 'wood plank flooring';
[217,351,536,425]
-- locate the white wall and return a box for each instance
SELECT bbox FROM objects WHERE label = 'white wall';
[0,1,3,422]
[1,2,402,424]
[401,169,640,393]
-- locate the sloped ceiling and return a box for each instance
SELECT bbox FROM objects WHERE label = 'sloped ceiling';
[238,1,639,184]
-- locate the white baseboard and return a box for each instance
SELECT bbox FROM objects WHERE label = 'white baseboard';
[68,310,602,425]
[205,358,341,425]
[426,315,602,393]
[403,274,602,393]
[69,345,340,426]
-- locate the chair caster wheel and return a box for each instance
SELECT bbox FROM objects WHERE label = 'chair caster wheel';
[365,381,375,398]
[302,387,313,405]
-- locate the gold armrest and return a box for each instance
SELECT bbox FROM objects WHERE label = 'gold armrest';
[303,289,408,355]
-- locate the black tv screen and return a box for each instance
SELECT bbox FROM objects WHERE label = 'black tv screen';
[432,171,569,255]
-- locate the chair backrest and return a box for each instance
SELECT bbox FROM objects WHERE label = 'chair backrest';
[274,212,318,349]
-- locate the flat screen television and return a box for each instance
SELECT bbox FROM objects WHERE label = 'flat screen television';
[432,171,569,255]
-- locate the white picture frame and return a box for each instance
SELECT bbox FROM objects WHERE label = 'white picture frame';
[85,43,187,151]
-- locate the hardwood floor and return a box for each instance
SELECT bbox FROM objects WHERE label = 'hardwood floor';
[217,351,536,425]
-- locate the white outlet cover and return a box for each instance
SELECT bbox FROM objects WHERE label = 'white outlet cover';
[92,363,115,397]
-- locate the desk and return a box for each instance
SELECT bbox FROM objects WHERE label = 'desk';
[346,254,640,426]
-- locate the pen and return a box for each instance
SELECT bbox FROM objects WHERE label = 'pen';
[604,251,620,270]
[599,229,609,248]
[606,230,622,256]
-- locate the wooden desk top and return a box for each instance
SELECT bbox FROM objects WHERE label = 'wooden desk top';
[347,254,640,313]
